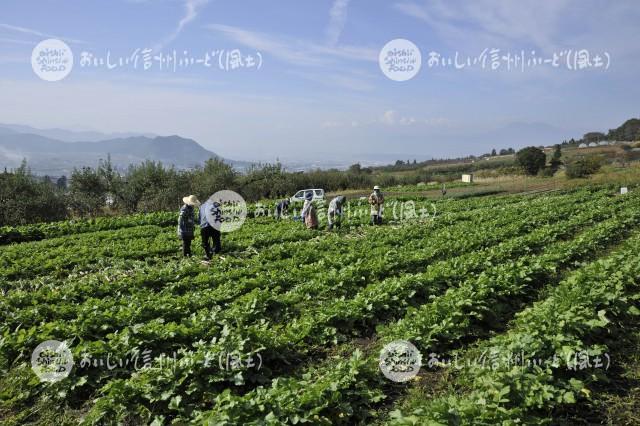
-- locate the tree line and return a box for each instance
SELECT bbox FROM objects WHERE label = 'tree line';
[1,157,451,226]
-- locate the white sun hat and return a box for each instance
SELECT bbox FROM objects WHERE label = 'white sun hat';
[373,185,380,190]
[182,195,201,206]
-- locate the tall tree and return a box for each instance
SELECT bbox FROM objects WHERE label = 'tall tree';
[550,144,563,172]
[516,146,546,175]
[56,175,67,189]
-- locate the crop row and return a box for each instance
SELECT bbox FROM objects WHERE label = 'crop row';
[0,212,176,245]
[1,188,590,374]
[0,191,598,424]
[192,194,640,424]
[0,188,621,424]
[389,230,640,424]
[1,189,591,313]
[78,192,635,423]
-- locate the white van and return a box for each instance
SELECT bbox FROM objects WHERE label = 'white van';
[290,188,325,203]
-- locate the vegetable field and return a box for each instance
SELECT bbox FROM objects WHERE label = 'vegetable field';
[2,187,640,425]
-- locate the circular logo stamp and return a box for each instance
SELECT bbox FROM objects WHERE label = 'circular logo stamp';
[379,339,422,382]
[205,190,247,233]
[379,38,421,82]
[31,38,74,82]
[31,340,74,382]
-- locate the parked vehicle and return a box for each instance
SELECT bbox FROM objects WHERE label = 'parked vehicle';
[290,188,325,203]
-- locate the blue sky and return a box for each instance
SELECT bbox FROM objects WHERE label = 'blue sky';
[0,0,639,163]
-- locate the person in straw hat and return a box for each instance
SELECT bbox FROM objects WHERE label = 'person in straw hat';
[368,185,384,225]
[178,195,200,257]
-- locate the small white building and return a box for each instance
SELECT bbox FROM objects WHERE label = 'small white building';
[578,143,588,148]
[461,174,474,183]
[588,142,598,147]
[598,141,609,146]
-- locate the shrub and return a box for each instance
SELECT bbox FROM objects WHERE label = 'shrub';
[516,147,546,175]
[565,155,603,179]
[538,167,555,177]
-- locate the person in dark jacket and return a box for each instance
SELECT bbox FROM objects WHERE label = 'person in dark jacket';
[200,200,222,260]
[178,195,200,257]
[275,199,290,219]
[327,195,346,230]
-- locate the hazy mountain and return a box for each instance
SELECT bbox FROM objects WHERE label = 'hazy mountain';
[479,121,569,146]
[429,122,571,156]
[0,132,248,175]
[0,123,157,143]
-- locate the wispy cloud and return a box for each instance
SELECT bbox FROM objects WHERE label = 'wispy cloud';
[0,23,86,44]
[393,0,570,52]
[206,23,377,67]
[0,54,27,64]
[0,37,36,45]
[324,110,451,128]
[154,0,210,51]
[380,110,452,127]
[326,0,350,46]
[288,69,376,92]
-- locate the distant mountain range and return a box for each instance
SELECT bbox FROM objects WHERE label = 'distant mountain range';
[0,124,250,175]
[0,123,158,143]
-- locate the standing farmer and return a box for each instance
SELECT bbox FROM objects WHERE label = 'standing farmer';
[369,185,385,225]
[200,200,222,260]
[327,195,346,230]
[177,195,200,257]
[301,191,318,229]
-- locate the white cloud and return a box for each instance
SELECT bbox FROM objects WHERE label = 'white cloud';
[0,23,86,44]
[380,110,397,125]
[206,24,377,67]
[322,120,342,128]
[393,0,570,52]
[379,110,450,127]
[0,37,37,45]
[326,0,350,46]
[287,69,376,92]
[0,54,26,64]
[154,0,210,51]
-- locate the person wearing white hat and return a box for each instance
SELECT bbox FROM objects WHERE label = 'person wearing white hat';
[368,185,384,225]
[178,195,201,257]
